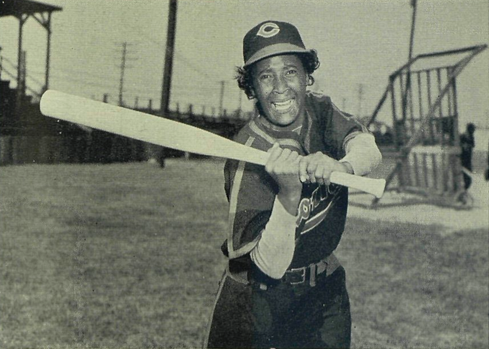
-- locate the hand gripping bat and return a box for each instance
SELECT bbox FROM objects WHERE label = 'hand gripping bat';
[40,90,386,198]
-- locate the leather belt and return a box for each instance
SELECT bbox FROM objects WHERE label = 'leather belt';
[283,259,328,287]
[254,254,341,291]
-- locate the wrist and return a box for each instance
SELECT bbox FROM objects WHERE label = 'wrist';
[338,160,354,174]
[277,189,301,215]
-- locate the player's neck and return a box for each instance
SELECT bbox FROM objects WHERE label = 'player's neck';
[257,111,305,134]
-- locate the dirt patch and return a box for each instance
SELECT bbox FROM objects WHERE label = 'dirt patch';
[347,173,489,234]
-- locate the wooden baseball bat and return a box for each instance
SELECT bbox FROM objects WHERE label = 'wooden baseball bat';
[40,90,385,198]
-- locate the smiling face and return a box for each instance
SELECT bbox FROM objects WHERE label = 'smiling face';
[251,54,308,127]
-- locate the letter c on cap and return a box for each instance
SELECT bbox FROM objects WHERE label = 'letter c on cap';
[257,22,280,38]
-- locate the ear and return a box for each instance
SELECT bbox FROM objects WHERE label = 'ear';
[248,84,257,99]
[307,75,314,86]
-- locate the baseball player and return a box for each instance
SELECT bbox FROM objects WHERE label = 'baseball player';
[204,20,382,348]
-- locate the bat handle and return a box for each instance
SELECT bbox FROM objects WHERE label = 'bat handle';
[253,151,385,198]
[330,172,386,198]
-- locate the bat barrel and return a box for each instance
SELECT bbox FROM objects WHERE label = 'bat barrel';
[40,90,269,165]
[40,90,385,198]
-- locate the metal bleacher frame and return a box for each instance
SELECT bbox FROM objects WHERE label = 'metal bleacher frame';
[368,44,487,207]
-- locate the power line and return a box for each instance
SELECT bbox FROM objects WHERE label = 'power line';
[26,74,44,88]
[2,56,228,103]
[125,85,218,97]
[48,73,117,89]
[7,59,118,85]
[120,16,220,83]
[1,55,44,91]
[1,66,41,97]
[1,56,17,69]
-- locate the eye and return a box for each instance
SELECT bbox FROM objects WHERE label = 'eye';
[259,73,272,81]
[285,69,297,76]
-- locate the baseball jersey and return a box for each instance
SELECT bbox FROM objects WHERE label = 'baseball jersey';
[222,91,368,275]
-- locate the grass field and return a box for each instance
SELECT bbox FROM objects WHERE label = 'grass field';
[1,159,488,348]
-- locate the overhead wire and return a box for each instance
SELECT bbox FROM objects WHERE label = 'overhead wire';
[0,18,237,108]
[119,18,224,84]
[1,66,42,97]
[2,54,117,90]
[1,56,43,89]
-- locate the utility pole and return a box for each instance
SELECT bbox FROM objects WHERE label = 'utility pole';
[161,0,178,115]
[117,42,136,107]
[219,80,225,116]
[118,42,128,107]
[118,42,127,106]
[408,0,418,61]
[357,83,364,117]
[402,0,418,123]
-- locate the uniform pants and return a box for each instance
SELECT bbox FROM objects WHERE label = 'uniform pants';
[204,266,351,348]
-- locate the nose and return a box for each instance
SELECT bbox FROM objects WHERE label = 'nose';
[273,75,288,94]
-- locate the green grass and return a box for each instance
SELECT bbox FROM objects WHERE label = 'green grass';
[1,160,487,348]
[340,222,488,348]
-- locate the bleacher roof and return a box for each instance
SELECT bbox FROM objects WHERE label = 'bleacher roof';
[0,0,62,18]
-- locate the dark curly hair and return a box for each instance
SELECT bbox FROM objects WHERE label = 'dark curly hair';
[236,50,320,100]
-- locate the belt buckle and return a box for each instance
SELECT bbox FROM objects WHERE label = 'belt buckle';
[288,267,306,285]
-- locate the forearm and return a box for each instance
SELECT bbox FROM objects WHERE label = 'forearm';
[340,133,382,176]
[250,196,297,279]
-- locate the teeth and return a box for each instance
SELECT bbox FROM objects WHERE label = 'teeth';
[272,100,293,111]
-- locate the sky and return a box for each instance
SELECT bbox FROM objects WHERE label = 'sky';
[1,0,488,129]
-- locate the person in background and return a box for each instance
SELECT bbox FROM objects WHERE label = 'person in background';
[204,20,382,348]
[460,122,476,189]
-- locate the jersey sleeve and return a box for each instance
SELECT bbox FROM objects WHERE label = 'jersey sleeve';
[340,133,382,176]
[323,99,369,159]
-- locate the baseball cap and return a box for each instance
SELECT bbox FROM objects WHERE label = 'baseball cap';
[243,21,313,67]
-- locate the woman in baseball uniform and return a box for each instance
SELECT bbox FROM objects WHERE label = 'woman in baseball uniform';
[204,20,382,348]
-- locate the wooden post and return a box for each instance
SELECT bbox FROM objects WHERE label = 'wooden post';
[16,14,27,111]
[45,12,52,91]
[160,0,178,115]
[416,71,423,142]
